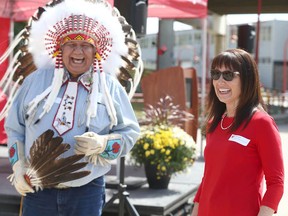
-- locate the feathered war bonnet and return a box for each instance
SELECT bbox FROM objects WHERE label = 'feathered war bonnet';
[25,0,131,130]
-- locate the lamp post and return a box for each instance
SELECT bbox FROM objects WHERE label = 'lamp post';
[283,38,288,93]
[255,0,262,65]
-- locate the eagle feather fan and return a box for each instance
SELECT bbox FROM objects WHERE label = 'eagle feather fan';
[9,130,90,191]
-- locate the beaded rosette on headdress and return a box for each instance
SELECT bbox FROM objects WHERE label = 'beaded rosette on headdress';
[0,0,143,128]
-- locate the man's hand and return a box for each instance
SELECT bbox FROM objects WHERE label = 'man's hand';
[8,161,34,196]
[8,141,34,196]
[74,132,107,156]
[74,132,122,165]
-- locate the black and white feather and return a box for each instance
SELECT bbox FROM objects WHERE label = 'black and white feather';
[8,129,90,191]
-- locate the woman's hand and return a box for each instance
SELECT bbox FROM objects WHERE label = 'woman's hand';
[257,206,275,216]
[191,202,199,216]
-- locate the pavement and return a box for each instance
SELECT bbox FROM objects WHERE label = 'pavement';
[0,121,288,215]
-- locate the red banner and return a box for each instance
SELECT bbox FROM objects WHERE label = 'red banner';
[0,17,10,81]
[0,17,9,144]
[0,88,7,145]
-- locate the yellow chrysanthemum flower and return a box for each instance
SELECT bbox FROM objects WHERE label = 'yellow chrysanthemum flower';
[145,151,150,157]
[143,143,149,150]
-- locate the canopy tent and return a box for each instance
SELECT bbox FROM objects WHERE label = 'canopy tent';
[130,0,207,19]
[0,0,45,21]
[0,17,10,80]
[0,0,207,21]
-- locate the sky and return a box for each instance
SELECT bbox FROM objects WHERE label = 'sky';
[146,13,288,34]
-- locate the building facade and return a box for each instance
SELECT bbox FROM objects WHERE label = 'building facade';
[138,20,288,92]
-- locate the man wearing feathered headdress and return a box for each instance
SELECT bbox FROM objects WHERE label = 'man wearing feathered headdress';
[4,0,142,215]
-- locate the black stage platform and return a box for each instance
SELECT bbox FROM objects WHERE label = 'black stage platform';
[103,161,204,216]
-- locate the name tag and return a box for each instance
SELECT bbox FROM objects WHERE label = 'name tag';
[229,134,250,146]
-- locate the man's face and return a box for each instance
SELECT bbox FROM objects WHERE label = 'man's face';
[62,41,95,78]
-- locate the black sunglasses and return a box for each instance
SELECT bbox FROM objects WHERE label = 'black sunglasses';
[210,69,240,81]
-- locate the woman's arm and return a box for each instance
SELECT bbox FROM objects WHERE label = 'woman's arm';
[190,202,199,216]
[256,115,284,211]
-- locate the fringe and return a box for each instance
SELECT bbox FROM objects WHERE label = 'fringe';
[0,76,24,121]
[101,72,117,129]
[0,50,22,90]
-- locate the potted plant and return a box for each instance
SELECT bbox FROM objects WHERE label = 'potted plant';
[130,95,197,189]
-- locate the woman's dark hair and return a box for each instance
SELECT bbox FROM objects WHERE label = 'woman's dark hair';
[205,48,266,133]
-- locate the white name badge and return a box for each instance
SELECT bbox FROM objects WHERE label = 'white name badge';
[229,134,250,146]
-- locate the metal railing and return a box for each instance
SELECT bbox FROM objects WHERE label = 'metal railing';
[262,88,288,114]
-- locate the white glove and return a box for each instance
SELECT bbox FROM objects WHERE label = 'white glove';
[7,141,34,196]
[74,132,122,165]
[10,161,34,196]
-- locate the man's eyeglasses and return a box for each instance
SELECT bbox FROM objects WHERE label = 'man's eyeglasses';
[210,69,240,81]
